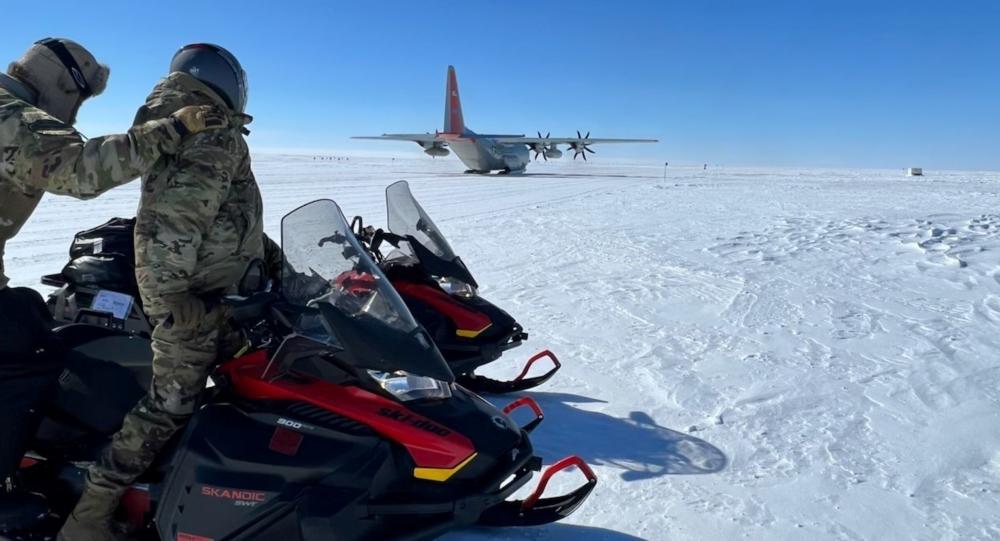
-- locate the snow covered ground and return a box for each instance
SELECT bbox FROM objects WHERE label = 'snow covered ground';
[7,155,1000,540]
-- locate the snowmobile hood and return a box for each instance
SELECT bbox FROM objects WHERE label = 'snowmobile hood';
[280,199,454,382]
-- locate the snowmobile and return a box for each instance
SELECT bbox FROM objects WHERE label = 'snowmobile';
[349,180,561,394]
[10,199,595,540]
[41,181,562,395]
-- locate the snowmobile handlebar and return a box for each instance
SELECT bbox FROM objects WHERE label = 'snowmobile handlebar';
[350,215,385,261]
[367,228,405,261]
[224,291,281,324]
[222,290,308,353]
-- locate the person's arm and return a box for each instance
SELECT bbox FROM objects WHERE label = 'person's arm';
[9,106,225,200]
[144,132,238,299]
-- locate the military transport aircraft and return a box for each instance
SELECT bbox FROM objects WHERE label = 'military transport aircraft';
[353,66,658,174]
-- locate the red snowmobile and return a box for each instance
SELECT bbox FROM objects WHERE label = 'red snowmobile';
[9,199,595,540]
[350,180,562,394]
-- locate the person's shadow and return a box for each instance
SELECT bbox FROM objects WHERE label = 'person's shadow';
[500,392,727,481]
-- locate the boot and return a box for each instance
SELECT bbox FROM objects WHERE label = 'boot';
[57,485,124,541]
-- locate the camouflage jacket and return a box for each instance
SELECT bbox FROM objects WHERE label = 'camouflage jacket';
[0,82,187,289]
[133,73,263,312]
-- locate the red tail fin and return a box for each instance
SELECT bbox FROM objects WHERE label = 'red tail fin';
[443,65,465,134]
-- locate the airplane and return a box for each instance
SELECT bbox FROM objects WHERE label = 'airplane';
[353,66,658,174]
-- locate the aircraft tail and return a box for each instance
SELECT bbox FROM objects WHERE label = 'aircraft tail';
[443,65,466,134]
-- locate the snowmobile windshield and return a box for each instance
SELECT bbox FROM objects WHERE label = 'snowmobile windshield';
[280,199,454,382]
[385,180,478,288]
[386,180,457,260]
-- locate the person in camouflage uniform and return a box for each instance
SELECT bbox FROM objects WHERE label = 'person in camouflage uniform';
[0,38,226,533]
[0,38,227,290]
[60,44,263,541]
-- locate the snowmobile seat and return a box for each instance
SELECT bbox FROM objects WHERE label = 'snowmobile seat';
[53,324,153,380]
[32,325,151,450]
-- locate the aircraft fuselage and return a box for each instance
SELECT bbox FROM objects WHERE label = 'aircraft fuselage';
[441,132,529,173]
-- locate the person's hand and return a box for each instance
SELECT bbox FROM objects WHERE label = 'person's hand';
[170,105,229,136]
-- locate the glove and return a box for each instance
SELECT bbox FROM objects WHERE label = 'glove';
[170,105,229,137]
[162,293,207,329]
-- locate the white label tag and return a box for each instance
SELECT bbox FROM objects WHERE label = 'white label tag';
[91,290,134,320]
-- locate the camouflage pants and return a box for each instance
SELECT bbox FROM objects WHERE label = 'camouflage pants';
[85,303,242,495]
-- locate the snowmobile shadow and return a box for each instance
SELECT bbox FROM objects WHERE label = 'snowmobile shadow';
[447,523,647,541]
[491,392,727,481]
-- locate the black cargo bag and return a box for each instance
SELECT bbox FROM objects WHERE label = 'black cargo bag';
[69,217,136,261]
[61,217,139,296]
[61,253,139,296]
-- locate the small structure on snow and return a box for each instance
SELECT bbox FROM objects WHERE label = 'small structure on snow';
[907,167,923,177]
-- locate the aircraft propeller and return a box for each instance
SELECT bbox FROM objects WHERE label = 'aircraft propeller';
[531,131,552,161]
[568,130,596,161]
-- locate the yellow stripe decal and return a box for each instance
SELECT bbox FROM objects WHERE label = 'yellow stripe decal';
[455,323,492,339]
[413,453,478,482]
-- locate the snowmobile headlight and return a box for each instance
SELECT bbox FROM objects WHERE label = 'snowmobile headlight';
[369,370,453,401]
[437,277,477,298]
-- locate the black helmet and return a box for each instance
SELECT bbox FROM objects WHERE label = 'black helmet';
[169,43,247,113]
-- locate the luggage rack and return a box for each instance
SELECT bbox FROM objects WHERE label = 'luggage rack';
[42,274,152,335]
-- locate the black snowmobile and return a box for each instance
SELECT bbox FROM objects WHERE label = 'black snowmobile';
[10,199,595,540]
[350,180,561,394]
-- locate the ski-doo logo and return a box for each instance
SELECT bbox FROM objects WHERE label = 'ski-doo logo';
[377,407,451,437]
[200,486,267,503]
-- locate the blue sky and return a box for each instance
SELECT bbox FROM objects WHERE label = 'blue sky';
[3,1,998,169]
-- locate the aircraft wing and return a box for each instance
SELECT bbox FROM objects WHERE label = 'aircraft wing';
[352,133,445,144]
[493,136,658,145]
